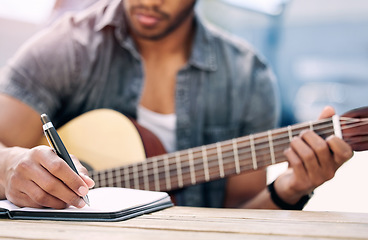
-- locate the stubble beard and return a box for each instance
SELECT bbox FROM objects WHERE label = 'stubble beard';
[126,2,196,41]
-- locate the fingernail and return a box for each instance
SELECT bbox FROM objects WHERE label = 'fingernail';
[76,198,86,208]
[81,173,94,181]
[78,186,88,196]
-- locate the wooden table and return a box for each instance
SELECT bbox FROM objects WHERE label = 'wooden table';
[1,206,368,240]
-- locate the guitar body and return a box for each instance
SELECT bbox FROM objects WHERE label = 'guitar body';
[39,109,166,171]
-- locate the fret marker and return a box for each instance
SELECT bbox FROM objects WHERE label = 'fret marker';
[232,139,240,174]
[268,130,276,165]
[175,152,183,188]
[250,134,257,170]
[163,155,172,191]
[332,115,343,139]
[216,142,225,178]
[188,149,196,185]
[201,146,210,182]
[287,125,293,142]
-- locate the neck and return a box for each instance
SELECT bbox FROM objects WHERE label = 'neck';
[132,13,195,61]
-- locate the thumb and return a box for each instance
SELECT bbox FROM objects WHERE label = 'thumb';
[70,154,95,188]
[318,106,336,120]
[80,173,95,189]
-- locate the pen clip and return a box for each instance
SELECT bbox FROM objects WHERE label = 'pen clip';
[42,123,55,152]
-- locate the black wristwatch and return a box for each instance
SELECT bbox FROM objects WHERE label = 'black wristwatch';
[268,180,313,210]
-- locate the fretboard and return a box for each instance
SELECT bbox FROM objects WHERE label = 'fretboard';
[90,118,336,191]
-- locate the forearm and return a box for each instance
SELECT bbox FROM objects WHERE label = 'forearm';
[240,174,312,210]
[0,185,5,199]
[239,187,279,209]
[0,142,9,199]
[0,142,21,200]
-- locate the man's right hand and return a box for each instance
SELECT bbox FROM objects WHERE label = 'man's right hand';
[0,145,94,209]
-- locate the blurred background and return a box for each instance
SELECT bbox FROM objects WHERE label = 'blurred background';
[1,0,367,212]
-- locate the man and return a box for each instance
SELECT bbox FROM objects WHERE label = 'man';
[0,0,353,210]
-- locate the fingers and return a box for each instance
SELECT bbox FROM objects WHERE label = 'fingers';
[5,159,67,209]
[301,131,338,174]
[326,135,353,166]
[283,148,310,186]
[318,106,335,120]
[71,155,95,188]
[29,162,87,208]
[8,181,67,209]
[35,147,89,205]
[5,145,90,209]
[285,130,352,190]
[80,173,95,188]
[293,131,337,185]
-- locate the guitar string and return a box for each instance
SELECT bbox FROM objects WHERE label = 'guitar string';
[93,118,366,189]
[95,134,304,189]
[95,133,368,189]
[91,120,332,187]
[173,119,368,187]
[95,117,337,177]
[92,118,333,175]
[92,118,368,189]
[92,118,368,188]
[173,118,368,175]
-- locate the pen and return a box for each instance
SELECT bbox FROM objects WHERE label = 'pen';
[40,113,90,206]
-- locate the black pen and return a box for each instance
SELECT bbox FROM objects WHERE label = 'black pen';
[40,113,90,206]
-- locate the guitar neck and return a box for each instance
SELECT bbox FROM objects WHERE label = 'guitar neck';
[90,118,336,191]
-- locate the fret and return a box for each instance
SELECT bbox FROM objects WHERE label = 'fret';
[163,155,171,191]
[188,149,196,185]
[107,170,114,187]
[142,161,149,190]
[249,134,257,170]
[153,157,160,191]
[309,121,314,130]
[175,152,183,188]
[201,146,210,181]
[216,142,225,178]
[89,116,340,193]
[133,164,139,189]
[332,115,342,139]
[232,139,240,174]
[268,130,276,165]
[116,168,122,188]
[93,173,100,188]
[100,171,106,188]
[287,125,293,142]
[124,166,130,188]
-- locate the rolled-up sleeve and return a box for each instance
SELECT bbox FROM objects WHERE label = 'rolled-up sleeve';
[0,15,79,118]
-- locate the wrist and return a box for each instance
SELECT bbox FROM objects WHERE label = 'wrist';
[268,180,313,210]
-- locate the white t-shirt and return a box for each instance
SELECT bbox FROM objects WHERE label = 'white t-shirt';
[137,105,177,153]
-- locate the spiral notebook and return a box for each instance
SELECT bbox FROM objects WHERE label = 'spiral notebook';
[0,187,173,222]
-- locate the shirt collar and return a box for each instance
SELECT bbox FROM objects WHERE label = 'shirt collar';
[94,1,218,71]
[187,16,218,72]
[94,0,124,32]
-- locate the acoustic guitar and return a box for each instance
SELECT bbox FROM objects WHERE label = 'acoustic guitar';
[39,107,368,192]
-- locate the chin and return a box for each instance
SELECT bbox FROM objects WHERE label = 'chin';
[132,29,170,41]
